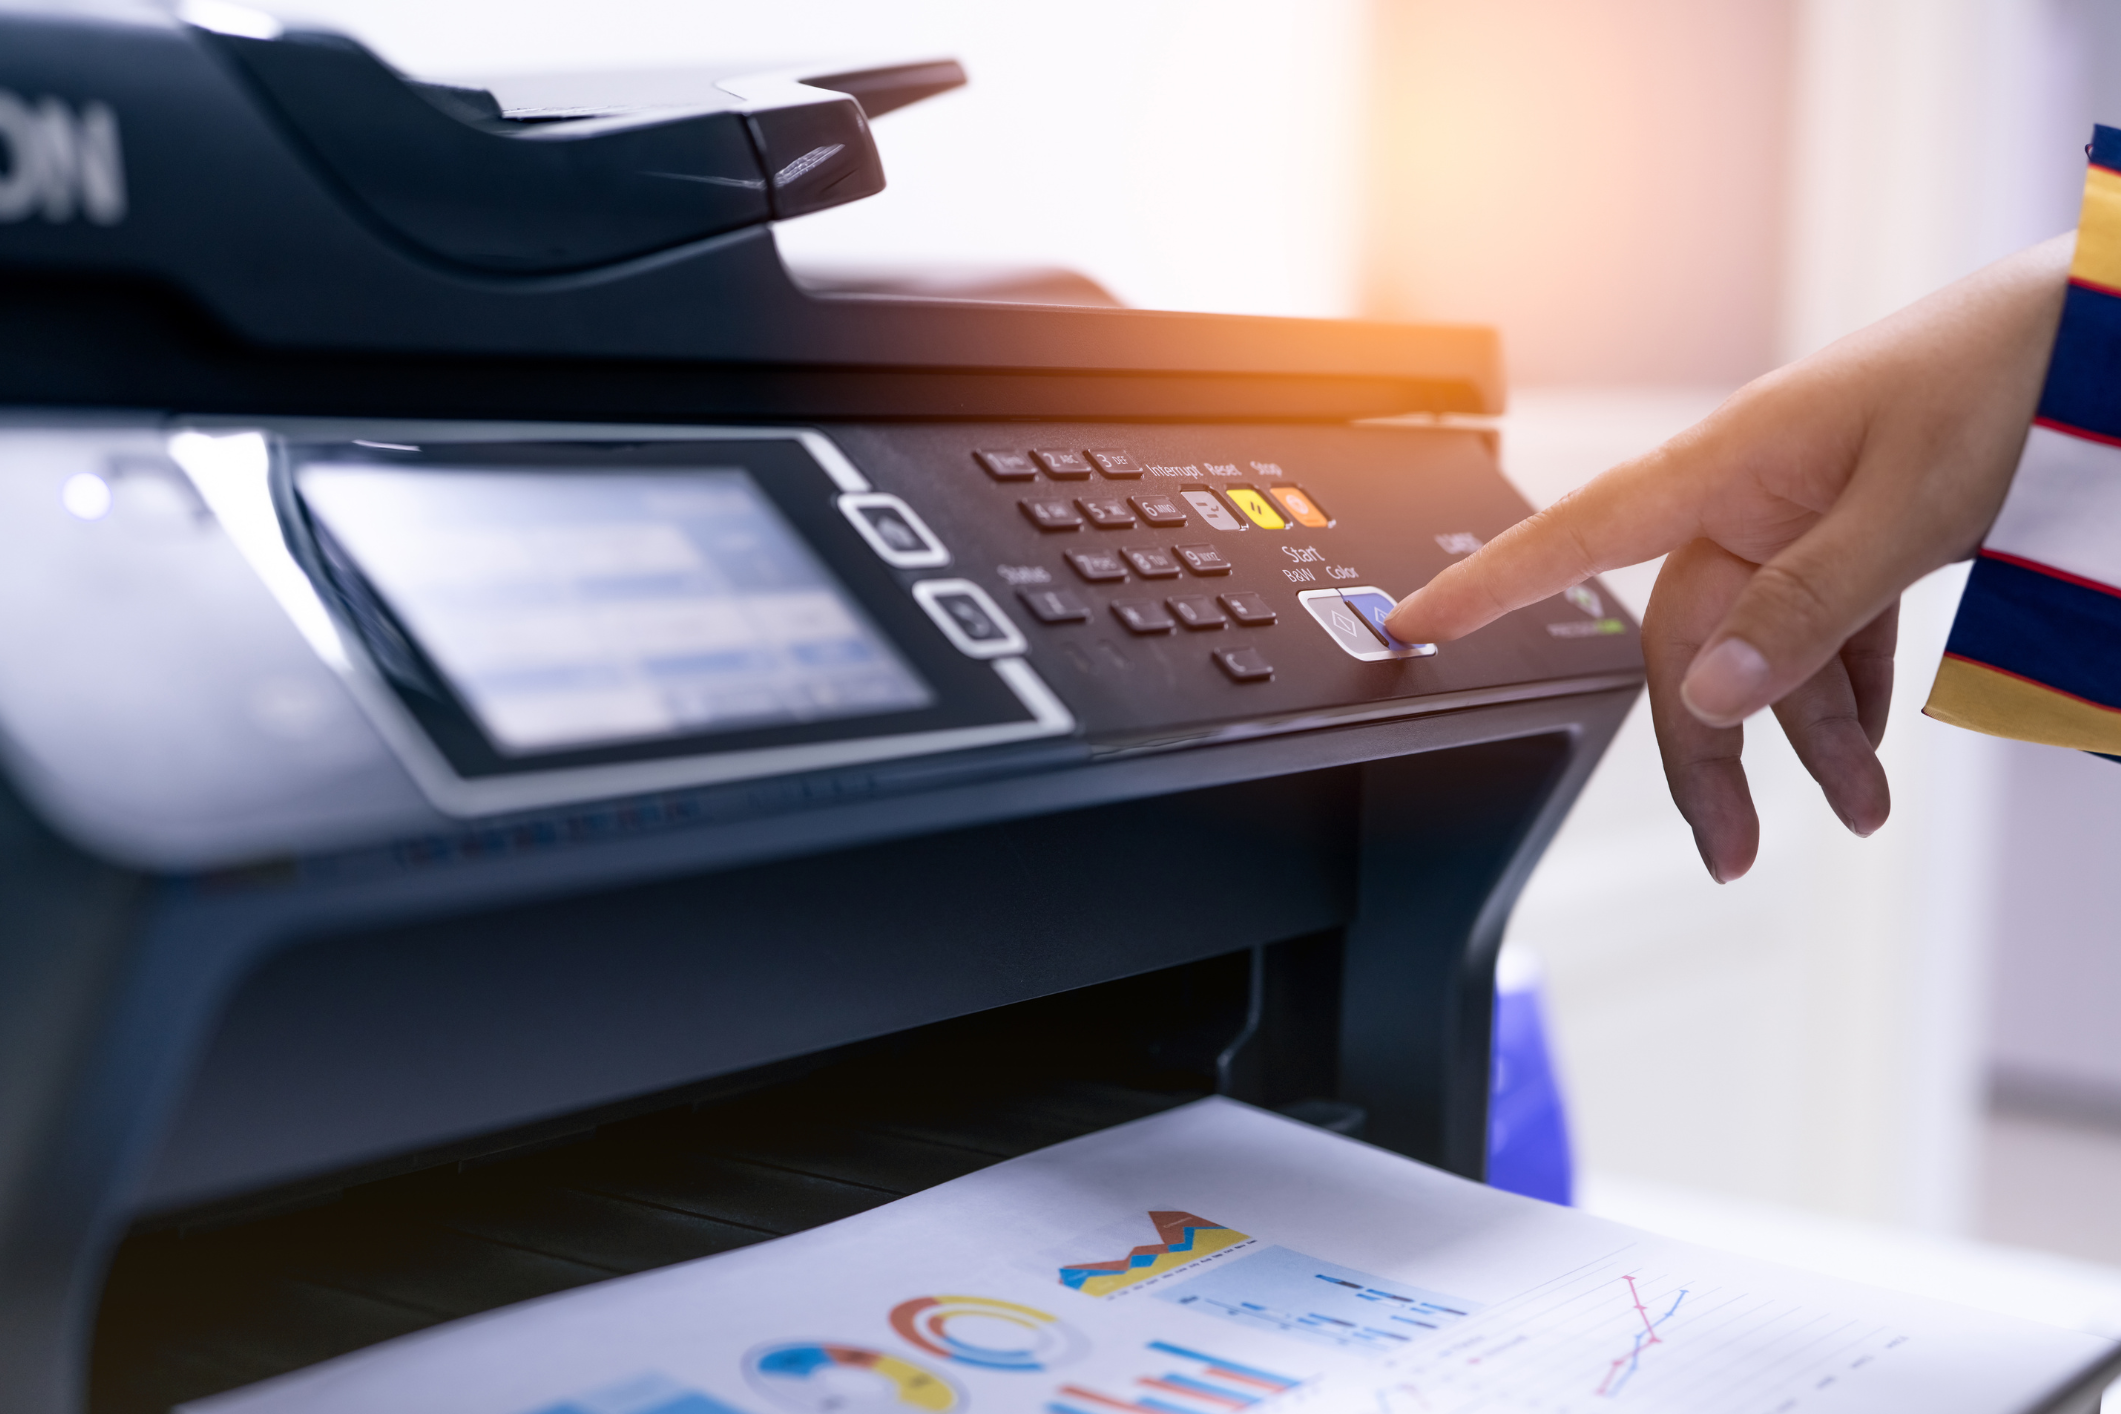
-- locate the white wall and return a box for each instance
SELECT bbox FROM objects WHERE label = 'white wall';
[267,0,1368,319]
[1780,0,2095,360]
[1360,0,1795,386]
[1990,744,2121,1099]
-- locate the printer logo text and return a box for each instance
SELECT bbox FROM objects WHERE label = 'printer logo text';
[0,91,126,226]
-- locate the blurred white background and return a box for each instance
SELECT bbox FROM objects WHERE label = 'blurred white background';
[283,0,2121,1314]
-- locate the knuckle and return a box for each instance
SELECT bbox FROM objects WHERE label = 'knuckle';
[1744,559,1840,632]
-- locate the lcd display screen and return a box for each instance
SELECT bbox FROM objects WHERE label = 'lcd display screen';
[299,465,935,754]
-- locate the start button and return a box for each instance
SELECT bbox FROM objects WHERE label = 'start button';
[1298,587,1437,662]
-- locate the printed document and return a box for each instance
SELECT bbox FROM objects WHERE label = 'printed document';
[187,1098,2120,1414]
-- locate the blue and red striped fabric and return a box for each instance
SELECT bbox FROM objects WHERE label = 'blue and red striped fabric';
[1926,125,2121,753]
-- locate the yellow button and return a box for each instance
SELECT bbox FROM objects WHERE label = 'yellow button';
[1269,485,1331,529]
[1225,487,1287,530]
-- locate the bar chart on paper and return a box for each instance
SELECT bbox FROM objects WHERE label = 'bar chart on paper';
[1373,1248,1909,1414]
[1049,1340,1311,1414]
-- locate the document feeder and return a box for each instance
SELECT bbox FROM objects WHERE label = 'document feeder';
[0,7,1642,1411]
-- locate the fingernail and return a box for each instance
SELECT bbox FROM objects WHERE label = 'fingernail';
[1681,637,1770,725]
[1690,829,1726,884]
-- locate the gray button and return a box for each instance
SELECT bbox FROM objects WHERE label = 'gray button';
[1066,548,1129,582]
[913,579,1027,658]
[1180,489,1242,531]
[1112,599,1177,635]
[976,449,1038,481]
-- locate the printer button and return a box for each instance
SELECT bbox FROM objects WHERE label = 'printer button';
[1175,543,1233,575]
[1065,548,1130,583]
[838,492,949,569]
[1338,589,1410,646]
[1214,646,1274,682]
[1297,587,1436,661]
[1020,498,1084,532]
[1019,587,1092,624]
[1224,486,1288,530]
[1033,448,1095,479]
[1220,591,1278,625]
[1077,496,1137,529]
[1131,494,1189,527]
[1112,599,1177,635]
[1180,488,1245,531]
[977,449,1039,481]
[1088,448,1144,478]
[1168,594,1228,631]
[913,579,1027,658]
[1124,547,1182,579]
[1268,485,1333,528]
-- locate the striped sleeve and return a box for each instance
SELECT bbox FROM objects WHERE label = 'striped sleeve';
[1924,124,2121,754]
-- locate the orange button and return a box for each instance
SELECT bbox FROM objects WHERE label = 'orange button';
[1268,485,1331,529]
[1224,487,1287,530]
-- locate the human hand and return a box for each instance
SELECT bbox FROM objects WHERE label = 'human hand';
[1385,234,2073,881]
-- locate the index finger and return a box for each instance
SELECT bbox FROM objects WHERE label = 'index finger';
[1384,442,1708,643]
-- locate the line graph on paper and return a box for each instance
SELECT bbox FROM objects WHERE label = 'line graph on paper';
[1594,1274,1685,1397]
[1369,1249,1909,1414]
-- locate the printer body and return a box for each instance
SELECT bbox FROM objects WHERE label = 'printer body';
[0,7,1642,1411]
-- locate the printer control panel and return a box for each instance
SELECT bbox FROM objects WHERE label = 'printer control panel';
[0,416,1639,862]
[827,421,1640,747]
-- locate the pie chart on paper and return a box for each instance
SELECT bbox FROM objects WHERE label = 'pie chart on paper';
[888,1294,1087,1370]
[742,1342,962,1412]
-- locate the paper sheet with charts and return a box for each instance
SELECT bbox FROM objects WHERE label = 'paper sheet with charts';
[186,1098,2120,1414]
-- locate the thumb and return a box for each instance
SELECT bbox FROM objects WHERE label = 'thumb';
[1678,499,1924,727]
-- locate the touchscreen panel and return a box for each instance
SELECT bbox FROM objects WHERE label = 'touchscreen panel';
[299,466,934,754]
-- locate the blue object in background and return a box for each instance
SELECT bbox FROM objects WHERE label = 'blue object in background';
[1488,944,1574,1205]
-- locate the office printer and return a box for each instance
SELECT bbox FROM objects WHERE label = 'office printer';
[0,5,1643,1411]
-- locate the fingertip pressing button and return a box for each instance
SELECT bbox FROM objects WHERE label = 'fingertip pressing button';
[1297,586,1437,661]
[1214,646,1273,682]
